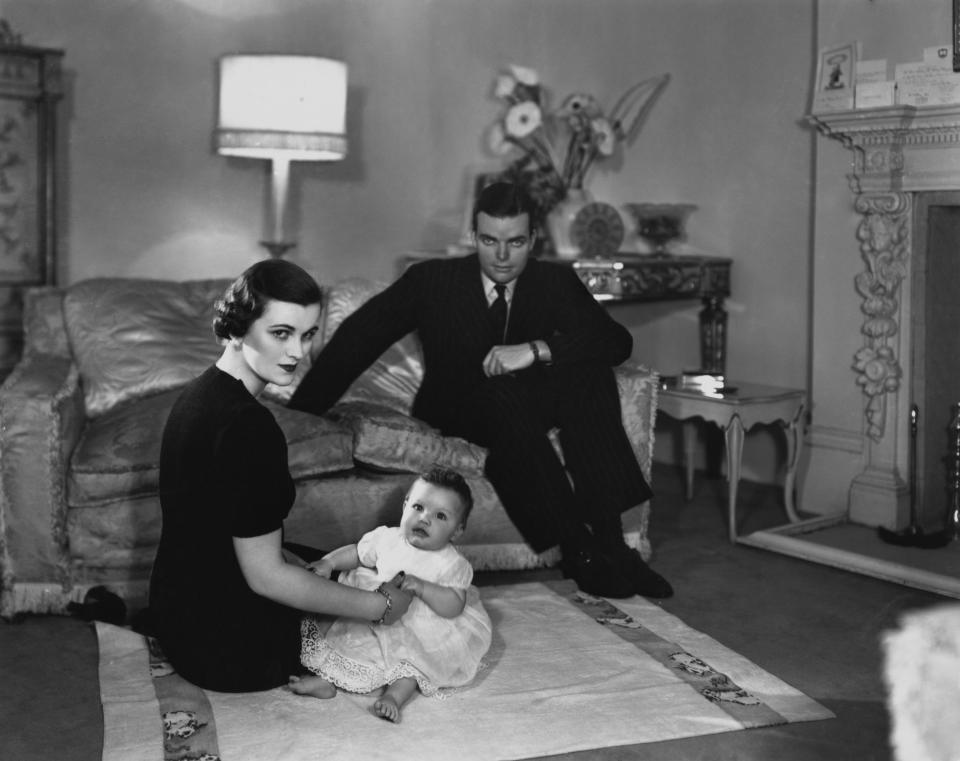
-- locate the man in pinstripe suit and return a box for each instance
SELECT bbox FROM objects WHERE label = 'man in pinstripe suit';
[290,182,672,599]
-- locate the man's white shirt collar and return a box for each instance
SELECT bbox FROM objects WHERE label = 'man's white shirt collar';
[481,273,515,305]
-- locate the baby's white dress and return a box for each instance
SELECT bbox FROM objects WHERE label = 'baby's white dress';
[300,526,493,696]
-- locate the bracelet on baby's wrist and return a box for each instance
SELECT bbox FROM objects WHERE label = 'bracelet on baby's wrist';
[373,584,392,625]
[529,341,541,363]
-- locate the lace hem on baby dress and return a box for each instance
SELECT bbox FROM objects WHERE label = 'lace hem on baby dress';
[301,616,449,698]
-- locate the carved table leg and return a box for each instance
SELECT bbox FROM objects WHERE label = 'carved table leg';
[782,403,805,523]
[724,413,745,543]
[682,419,697,500]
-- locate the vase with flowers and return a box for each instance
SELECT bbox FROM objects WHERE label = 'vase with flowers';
[485,65,670,257]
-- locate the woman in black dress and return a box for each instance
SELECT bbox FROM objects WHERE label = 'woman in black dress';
[148,259,412,692]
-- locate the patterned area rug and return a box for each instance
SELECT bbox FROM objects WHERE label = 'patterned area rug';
[98,580,833,761]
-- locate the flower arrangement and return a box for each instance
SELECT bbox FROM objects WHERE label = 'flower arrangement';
[486,65,670,220]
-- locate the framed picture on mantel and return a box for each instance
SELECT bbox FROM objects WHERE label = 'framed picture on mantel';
[811,42,858,113]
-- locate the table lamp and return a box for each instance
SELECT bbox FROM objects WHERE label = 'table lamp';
[215,54,348,257]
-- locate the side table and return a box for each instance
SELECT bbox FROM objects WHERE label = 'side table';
[656,381,806,542]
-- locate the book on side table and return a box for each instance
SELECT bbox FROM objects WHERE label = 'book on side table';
[661,371,733,395]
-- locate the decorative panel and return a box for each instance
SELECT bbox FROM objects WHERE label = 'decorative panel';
[0,23,63,380]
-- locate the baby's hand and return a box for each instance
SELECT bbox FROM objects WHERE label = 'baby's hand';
[306,559,333,579]
[399,573,424,598]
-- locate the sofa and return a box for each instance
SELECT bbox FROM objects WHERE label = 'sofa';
[0,274,659,619]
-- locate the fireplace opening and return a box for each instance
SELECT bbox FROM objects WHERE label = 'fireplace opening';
[912,192,960,530]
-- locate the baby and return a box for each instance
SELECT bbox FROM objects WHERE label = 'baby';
[290,466,492,723]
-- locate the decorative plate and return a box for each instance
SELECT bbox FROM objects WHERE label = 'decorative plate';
[571,202,625,257]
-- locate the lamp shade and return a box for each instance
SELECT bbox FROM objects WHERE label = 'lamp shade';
[216,54,347,161]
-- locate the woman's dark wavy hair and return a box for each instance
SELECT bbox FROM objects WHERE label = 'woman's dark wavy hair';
[417,465,474,527]
[213,259,322,340]
[471,180,539,235]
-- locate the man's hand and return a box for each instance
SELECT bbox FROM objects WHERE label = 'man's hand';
[377,572,413,624]
[483,343,536,377]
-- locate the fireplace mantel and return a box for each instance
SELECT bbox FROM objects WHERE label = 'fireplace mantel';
[807,104,960,528]
[809,104,960,193]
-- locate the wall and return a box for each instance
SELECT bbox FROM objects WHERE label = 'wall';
[5,0,815,485]
[807,0,954,519]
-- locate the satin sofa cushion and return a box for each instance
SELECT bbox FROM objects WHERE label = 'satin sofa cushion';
[67,388,354,508]
[61,277,422,417]
[329,401,488,477]
[319,278,424,415]
[63,278,230,417]
[24,286,71,358]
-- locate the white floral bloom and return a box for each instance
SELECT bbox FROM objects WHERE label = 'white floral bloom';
[504,101,542,138]
[482,70,667,207]
[592,118,617,155]
[508,64,539,86]
[487,122,513,155]
[558,93,602,119]
[494,73,517,99]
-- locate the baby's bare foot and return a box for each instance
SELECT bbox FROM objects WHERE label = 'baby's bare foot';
[374,694,401,723]
[287,674,336,699]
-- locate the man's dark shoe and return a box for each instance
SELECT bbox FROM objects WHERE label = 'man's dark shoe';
[561,548,635,599]
[620,547,673,599]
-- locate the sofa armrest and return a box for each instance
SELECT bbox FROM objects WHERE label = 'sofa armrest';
[612,363,659,563]
[615,363,659,483]
[0,354,85,616]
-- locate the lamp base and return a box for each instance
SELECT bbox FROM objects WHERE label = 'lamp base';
[259,240,296,258]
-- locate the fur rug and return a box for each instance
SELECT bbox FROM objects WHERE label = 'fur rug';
[884,602,960,761]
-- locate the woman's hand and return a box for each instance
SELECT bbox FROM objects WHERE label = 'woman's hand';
[234,531,403,621]
[377,572,413,625]
[305,558,334,578]
[399,573,424,598]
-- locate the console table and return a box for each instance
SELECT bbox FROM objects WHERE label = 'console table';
[568,253,732,375]
[401,252,732,375]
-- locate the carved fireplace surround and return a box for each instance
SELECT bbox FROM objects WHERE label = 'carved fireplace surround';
[809,104,960,528]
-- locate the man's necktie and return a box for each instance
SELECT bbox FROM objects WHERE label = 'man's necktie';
[489,284,507,342]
